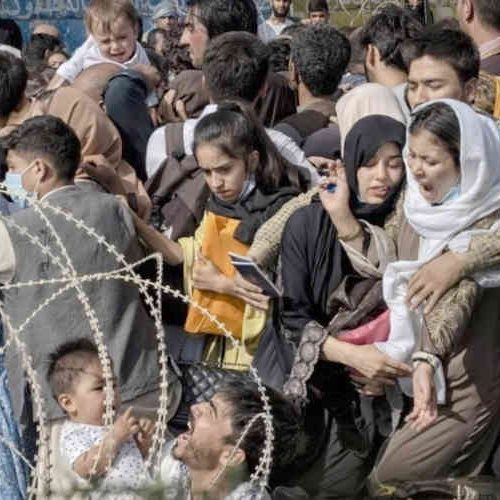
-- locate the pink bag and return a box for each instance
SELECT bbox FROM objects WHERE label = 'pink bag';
[336,309,390,345]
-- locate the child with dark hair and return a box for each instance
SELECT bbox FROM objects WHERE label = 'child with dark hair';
[48,339,155,493]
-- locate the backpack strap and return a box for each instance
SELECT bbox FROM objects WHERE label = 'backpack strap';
[165,122,186,160]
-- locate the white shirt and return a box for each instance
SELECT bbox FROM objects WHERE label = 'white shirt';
[60,420,150,499]
[145,104,319,184]
[160,440,271,499]
[56,37,158,106]
[57,36,150,83]
[391,83,410,122]
[257,19,294,43]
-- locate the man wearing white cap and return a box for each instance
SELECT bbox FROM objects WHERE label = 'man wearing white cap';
[153,1,180,32]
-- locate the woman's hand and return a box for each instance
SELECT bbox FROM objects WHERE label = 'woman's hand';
[407,251,465,314]
[405,362,438,431]
[192,253,227,293]
[318,160,352,217]
[231,272,270,311]
[342,344,412,385]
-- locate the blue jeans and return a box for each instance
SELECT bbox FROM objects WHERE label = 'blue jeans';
[104,70,155,182]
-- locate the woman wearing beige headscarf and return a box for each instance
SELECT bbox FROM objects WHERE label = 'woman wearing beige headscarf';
[335,83,407,153]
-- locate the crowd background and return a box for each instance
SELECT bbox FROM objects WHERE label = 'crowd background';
[1,0,500,499]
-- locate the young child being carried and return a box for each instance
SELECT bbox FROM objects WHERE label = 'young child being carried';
[49,0,158,101]
[48,338,155,496]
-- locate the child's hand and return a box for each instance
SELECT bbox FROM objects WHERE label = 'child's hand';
[135,418,155,457]
[112,407,140,444]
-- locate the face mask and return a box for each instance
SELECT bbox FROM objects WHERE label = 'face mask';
[3,162,37,210]
[434,181,461,206]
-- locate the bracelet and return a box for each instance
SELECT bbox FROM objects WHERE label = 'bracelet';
[337,224,363,242]
[411,351,440,373]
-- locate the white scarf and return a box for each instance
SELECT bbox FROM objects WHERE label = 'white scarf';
[375,99,500,402]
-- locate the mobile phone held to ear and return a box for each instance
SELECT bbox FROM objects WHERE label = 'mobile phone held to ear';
[229,253,282,298]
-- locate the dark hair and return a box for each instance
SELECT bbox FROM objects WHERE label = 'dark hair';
[291,24,351,96]
[1,116,81,180]
[308,0,329,13]
[146,27,168,50]
[409,102,461,168]
[154,25,194,77]
[360,4,423,72]
[23,33,63,71]
[472,0,500,31]
[202,32,270,103]
[187,0,258,38]
[145,48,170,84]
[47,338,99,399]
[217,379,302,481]
[267,38,291,74]
[0,53,28,118]
[0,19,23,50]
[193,100,302,193]
[404,0,433,25]
[403,28,480,84]
[348,27,366,70]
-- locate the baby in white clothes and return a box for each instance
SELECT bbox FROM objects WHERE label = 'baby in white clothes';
[49,0,158,105]
[48,338,155,497]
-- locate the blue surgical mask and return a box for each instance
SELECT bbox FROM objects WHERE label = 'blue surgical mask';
[3,163,37,211]
[434,181,461,206]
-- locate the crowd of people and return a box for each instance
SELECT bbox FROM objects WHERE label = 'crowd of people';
[1,0,500,498]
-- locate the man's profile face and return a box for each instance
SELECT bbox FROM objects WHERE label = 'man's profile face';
[271,0,292,19]
[407,55,470,109]
[180,7,209,68]
[174,394,236,470]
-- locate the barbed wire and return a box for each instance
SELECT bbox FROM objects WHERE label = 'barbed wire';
[0,184,275,497]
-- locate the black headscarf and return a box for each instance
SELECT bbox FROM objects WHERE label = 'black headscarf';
[343,114,406,226]
[282,114,407,336]
[206,184,303,245]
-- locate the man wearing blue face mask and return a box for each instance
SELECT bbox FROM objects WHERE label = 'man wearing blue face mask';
[0,115,179,481]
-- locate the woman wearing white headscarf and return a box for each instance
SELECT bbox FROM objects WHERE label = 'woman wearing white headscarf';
[339,99,500,491]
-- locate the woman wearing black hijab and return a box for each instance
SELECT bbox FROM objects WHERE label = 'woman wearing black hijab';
[274,115,408,498]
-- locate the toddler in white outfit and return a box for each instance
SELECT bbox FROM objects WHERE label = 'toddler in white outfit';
[48,338,155,497]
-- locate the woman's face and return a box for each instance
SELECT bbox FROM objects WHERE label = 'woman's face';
[356,142,404,204]
[196,143,253,203]
[407,128,460,204]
